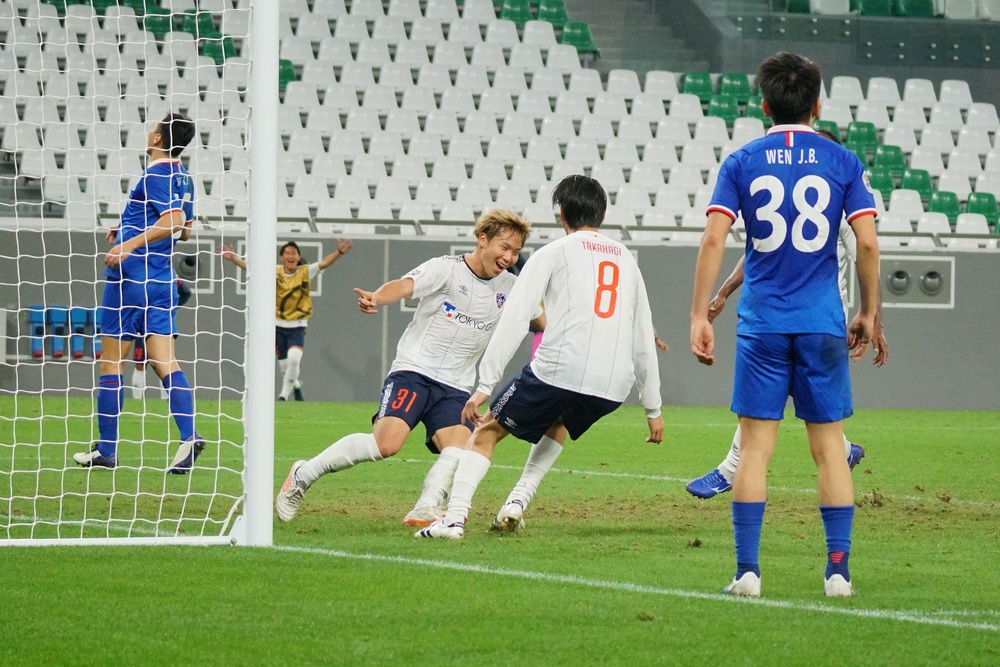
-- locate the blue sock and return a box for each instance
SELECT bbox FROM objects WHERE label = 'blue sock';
[820,505,854,580]
[732,501,766,578]
[96,374,124,457]
[163,370,195,441]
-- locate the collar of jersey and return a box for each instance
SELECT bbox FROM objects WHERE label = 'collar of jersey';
[766,124,817,135]
[148,158,183,167]
[462,255,493,282]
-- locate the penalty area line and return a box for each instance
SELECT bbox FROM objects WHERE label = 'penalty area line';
[274,545,999,633]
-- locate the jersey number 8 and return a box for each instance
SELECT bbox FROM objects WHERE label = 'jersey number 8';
[749,175,832,254]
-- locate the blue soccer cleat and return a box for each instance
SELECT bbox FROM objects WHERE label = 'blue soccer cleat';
[168,433,205,474]
[847,443,865,470]
[686,468,733,499]
[73,445,117,469]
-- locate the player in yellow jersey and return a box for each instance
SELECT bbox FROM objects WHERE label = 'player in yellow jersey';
[221,238,352,400]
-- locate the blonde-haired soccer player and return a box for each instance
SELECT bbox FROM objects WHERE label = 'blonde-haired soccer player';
[275,209,544,525]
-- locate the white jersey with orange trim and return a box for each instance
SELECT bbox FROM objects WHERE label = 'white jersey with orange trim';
[476,230,662,418]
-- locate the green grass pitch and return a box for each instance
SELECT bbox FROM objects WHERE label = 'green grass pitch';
[1,400,998,665]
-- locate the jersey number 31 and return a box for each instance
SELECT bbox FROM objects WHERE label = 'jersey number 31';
[750,175,832,253]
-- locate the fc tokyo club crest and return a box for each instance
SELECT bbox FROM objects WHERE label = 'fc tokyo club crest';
[496,293,507,309]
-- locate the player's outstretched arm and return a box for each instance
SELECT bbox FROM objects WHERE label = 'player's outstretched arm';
[353,277,414,314]
[690,212,733,366]
[707,255,745,323]
[318,239,353,270]
[105,210,184,268]
[219,243,247,270]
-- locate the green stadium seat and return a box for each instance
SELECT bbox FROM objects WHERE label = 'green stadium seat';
[928,190,961,223]
[560,22,599,54]
[873,144,906,178]
[965,192,1000,230]
[201,37,237,64]
[500,0,534,26]
[787,0,811,12]
[892,0,935,17]
[537,0,569,26]
[682,71,714,104]
[901,168,933,200]
[88,0,121,14]
[143,11,173,40]
[745,95,772,127]
[812,119,840,141]
[867,166,896,202]
[719,73,752,104]
[852,0,893,15]
[123,0,157,14]
[845,143,870,166]
[182,10,222,40]
[707,94,740,126]
[846,121,879,152]
[278,59,297,91]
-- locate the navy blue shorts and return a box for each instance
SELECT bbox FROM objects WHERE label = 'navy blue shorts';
[732,332,853,423]
[373,371,471,453]
[490,364,622,444]
[275,327,306,360]
[99,277,176,340]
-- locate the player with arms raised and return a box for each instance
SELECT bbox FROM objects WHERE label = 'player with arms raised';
[417,175,664,540]
[690,52,880,597]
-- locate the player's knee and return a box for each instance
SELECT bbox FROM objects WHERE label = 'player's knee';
[374,435,404,458]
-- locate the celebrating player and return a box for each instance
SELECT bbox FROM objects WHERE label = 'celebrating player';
[221,238,352,401]
[74,113,204,473]
[690,52,880,597]
[416,175,664,540]
[274,209,542,525]
[686,129,888,499]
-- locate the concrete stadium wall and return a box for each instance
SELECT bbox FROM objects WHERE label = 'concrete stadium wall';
[2,227,998,411]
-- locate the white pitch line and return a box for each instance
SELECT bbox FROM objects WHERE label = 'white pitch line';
[275,544,999,633]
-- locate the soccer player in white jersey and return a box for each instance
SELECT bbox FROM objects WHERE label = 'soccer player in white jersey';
[416,175,664,540]
[691,52,880,597]
[686,130,889,499]
[274,210,542,524]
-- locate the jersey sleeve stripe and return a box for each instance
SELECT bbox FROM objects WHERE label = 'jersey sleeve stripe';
[706,205,737,221]
[846,208,878,223]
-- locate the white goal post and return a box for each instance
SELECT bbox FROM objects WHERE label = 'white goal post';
[0,0,277,546]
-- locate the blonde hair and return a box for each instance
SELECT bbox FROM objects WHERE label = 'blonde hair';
[473,208,531,245]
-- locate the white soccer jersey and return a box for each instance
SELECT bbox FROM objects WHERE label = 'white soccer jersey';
[837,220,857,308]
[477,230,662,417]
[390,255,527,393]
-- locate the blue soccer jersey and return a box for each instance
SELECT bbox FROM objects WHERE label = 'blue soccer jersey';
[107,158,195,283]
[708,125,876,337]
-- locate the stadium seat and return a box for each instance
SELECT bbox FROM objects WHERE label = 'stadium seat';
[425,0,461,20]
[463,0,498,23]
[820,100,854,131]
[681,71,714,104]
[744,95,771,127]
[943,0,977,18]
[939,80,973,110]
[643,71,679,102]
[929,103,965,134]
[966,103,999,132]
[892,0,934,14]
[707,94,740,126]
[901,169,933,200]
[976,172,1000,199]
[500,112,538,141]
[873,144,906,178]
[716,73,751,104]
[731,117,765,146]
[537,0,570,26]
[560,22,599,54]
[920,126,956,154]
[544,44,583,74]
[555,92,590,121]
[607,70,643,99]
[883,124,918,154]
[954,212,990,235]
[510,158,546,185]
[855,100,891,132]
[526,136,563,165]
[471,156,508,187]
[866,76,901,105]
[500,0,533,26]
[965,192,999,229]
[829,76,864,106]
[509,44,545,72]
[903,78,936,107]
[938,171,972,201]
[565,137,601,164]
[946,147,983,180]
[668,94,704,124]
[909,147,945,178]
[928,190,961,223]
[811,119,840,140]
[522,20,557,48]
[887,188,924,223]
[867,167,896,201]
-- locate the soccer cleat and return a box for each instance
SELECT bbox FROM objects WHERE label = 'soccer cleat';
[413,520,464,540]
[167,433,205,474]
[277,396,287,402]
[73,445,117,469]
[402,506,444,527]
[293,384,304,402]
[847,443,865,470]
[723,571,761,597]
[824,574,855,597]
[685,469,733,499]
[489,499,525,533]
[275,460,308,522]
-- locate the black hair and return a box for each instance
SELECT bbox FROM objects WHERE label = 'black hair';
[815,129,842,145]
[158,112,196,157]
[757,52,822,126]
[279,241,301,256]
[551,174,607,230]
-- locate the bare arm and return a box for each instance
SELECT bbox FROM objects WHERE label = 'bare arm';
[353,277,414,314]
[105,210,184,268]
[848,214,879,360]
[707,255,745,323]
[529,311,546,333]
[690,212,733,366]
[220,243,248,270]
[318,238,353,270]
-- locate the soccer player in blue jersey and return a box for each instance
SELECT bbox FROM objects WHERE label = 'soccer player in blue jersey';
[690,53,880,597]
[74,113,204,473]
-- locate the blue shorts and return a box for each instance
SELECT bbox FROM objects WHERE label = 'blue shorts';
[373,371,471,453]
[732,333,852,423]
[490,364,622,444]
[99,277,177,340]
[275,327,306,360]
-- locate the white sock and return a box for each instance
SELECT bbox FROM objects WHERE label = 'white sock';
[506,435,563,509]
[843,434,852,459]
[444,449,491,525]
[413,447,462,510]
[280,348,302,399]
[717,424,741,483]
[296,432,383,488]
[130,367,145,400]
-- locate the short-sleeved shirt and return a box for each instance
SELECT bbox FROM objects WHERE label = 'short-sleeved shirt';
[106,158,195,284]
[708,125,877,337]
[390,255,529,393]
[276,263,320,328]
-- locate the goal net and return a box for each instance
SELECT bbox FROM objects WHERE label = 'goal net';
[0,0,275,545]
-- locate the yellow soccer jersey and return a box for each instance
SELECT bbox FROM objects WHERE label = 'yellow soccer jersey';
[275,264,317,325]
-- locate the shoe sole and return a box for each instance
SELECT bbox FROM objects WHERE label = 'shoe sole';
[489,517,523,534]
[685,483,732,499]
[402,518,434,527]
[275,460,307,522]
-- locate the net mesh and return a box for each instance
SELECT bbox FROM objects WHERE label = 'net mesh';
[0,0,250,541]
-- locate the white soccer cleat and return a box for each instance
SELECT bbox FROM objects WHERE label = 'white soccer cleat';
[490,499,525,534]
[72,445,117,469]
[275,460,308,522]
[824,574,856,597]
[413,520,465,540]
[402,506,444,527]
[723,571,761,597]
